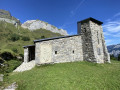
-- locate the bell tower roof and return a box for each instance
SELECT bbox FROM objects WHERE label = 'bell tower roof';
[77,17,103,25]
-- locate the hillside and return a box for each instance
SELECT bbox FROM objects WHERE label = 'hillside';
[3,60,120,90]
[0,21,62,56]
[107,44,120,57]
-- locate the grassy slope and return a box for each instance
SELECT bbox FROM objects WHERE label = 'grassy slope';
[0,21,62,55]
[6,60,120,90]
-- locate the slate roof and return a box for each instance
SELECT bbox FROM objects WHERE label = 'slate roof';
[77,17,103,25]
[34,34,80,43]
[23,45,35,48]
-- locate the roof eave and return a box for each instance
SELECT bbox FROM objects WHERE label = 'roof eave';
[77,17,103,25]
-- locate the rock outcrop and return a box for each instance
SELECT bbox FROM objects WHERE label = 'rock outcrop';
[0,9,20,25]
[0,9,68,35]
[21,20,68,35]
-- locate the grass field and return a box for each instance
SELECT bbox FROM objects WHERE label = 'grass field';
[4,60,120,90]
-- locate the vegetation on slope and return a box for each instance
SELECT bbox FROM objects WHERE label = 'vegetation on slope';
[2,60,120,90]
[0,21,62,56]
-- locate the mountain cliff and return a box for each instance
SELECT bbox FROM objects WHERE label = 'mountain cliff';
[0,9,20,25]
[0,9,68,35]
[21,20,68,35]
[107,44,120,57]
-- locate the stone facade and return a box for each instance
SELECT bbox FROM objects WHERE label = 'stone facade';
[78,20,110,63]
[23,17,110,65]
[35,35,83,64]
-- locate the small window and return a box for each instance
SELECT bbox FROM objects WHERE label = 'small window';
[55,51,57,54]
[73,50,74,54]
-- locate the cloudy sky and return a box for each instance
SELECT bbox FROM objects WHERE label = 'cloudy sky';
[0,0,120,45]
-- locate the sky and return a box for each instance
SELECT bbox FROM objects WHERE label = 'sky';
[0,0,120,45]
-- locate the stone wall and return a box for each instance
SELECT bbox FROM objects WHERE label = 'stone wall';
[90,21,110,63]
[79,21,96,62]
[77,20,110,63]
[35,35,83,64]
[89,21,105,63]
[24,48,29,63]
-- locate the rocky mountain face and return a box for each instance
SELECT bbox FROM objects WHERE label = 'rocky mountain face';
[0,9,68,35]
[0,9,21,25]
[107,44,120,57]
[21,20,68,35]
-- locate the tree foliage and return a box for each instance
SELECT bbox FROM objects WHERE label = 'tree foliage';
[41,35,45,39]
[22,36,30,41]
[118,54,120,61]
[10,34,20,41]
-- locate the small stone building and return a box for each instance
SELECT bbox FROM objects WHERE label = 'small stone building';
[23,17,110,64]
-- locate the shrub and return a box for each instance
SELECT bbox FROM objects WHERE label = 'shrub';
[118,54,120,61]
[1,52,14,60]
[10,34,20,41]
[0,50,15,60]
[7,60,22,73]
[0,57,4,64]
[12,48,18,53]
[110,54,117,61]
[19,54,24,61]
[0,60,22,74]
[41,35,45,39]
[0,61,9,74]
[22,36,30,41]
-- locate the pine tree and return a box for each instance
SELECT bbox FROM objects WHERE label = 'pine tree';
[118,54,120,61]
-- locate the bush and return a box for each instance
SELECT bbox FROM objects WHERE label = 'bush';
[19,54,24,61]
[7,60,22,73]
[22,36,30,41]
[118,54,120,61]
[12,48,18,53]
[0,61,9,74]
[110,54,117,61]
[0,57,4,64]
[41,35,45,39]
[0,60,22,74]
[10,34,20,41]
[0,50,15,60]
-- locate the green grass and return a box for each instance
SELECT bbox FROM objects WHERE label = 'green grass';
[4,60,120,90]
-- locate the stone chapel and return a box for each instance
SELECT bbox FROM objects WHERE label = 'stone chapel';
[23,17,110,64]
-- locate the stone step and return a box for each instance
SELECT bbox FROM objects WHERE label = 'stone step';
[13,60,35,72]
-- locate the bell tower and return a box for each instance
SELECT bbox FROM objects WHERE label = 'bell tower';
[77,17,110,63]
